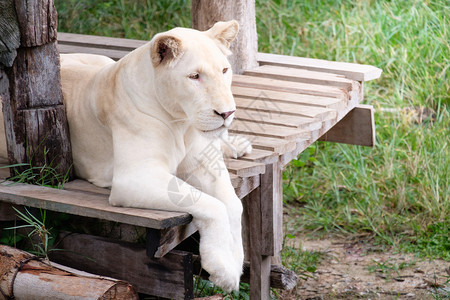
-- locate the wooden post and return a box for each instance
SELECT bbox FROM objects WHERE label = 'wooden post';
[192,0,258,74]
[0,0,73,182]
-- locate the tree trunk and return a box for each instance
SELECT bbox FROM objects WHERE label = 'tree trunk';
[0,245,138,300]
[192,0,258,74]
[0,0,73,183]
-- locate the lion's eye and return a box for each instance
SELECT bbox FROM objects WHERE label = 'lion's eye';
[222,68,229,74]
[189,73,200,80]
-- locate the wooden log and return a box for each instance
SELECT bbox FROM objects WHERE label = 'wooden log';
[319,104,376,147]
[192,0,258,74]
[1,0,73,181]
[0,245,138,300]
[50,233,194,300]
[0,0,20,68]
[13,0,58,47]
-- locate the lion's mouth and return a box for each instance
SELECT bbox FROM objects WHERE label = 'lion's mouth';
[202,125,226,134]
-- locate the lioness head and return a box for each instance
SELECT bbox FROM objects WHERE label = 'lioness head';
[149,20,239,138]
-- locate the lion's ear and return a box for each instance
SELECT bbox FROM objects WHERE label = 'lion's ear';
[150,34,183,67]
[206,20,239,49]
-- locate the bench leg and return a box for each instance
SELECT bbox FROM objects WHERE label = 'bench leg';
[248,185,271,300]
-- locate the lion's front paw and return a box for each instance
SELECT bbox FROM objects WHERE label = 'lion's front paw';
[201,247,242,292]
[221,135,252,159]
[209,268,241,292]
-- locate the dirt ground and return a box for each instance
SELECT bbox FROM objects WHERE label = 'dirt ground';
[279,237,450,300]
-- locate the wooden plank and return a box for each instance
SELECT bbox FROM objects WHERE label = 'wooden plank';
[233,74,348,100]
[236,108,322,130]
[237,134,297,154]
[257,52,382,82]
[147,223,198,258]
[232,85,344,109]
[235,96,338,120]
[244,65,355,89]
[224,159,265,177]
[57,32,146,51]
[234,175,260,199]
[319,104,376,146]
[234,97,337,122]
[63,179,110,195]
[50,233,194,299]
[0,181,192,229]
[230,120,310,140]
[57,44,129,61]
[239,148,278,164]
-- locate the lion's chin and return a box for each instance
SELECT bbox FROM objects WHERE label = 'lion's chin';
[201,125,227,138]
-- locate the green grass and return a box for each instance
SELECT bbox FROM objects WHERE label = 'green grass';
[54,0,448,288]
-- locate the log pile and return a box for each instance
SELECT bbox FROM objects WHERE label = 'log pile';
[0,245,138,299]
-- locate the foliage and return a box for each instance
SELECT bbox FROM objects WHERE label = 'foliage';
[4,207,55,260]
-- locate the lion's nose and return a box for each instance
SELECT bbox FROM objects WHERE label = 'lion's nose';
[214,110,235,120]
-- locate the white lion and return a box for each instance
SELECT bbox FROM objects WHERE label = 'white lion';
[56,21,250,291]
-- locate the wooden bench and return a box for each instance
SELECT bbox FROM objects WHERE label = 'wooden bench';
[0,2,381,299]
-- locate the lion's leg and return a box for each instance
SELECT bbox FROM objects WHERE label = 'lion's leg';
[182,157,245,277]
[109,166,241,291]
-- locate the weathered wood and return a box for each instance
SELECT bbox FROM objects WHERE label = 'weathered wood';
[258,53,382,82]
[230,119,310,140]
[319,104,376,146]
[237,134,297,154]
[147,222,198,258]
[260,163,283,257]
[244,65,355,89]
[0,182,192,229]
[0,245,138,300]
[192,0,258,74]
[235,96,339,120]
[258,52,382,82]
[3,44,73,177]
[247,185,271,299]
[225,159,265,177]
[0,0,20,68]
[50,233,194,300]
[1,0,73,182]
[234,175,260,200]
[233,74,349,100]
[232,85,344,109]
[235,109,321,129]
[13,0,57,47]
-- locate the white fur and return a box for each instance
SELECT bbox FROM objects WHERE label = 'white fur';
[54,21,249,291]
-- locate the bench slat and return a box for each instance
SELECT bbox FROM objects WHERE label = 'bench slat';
[235,109,321,129]
[235,96,337,121]
[237,134,298,154]
[230,120,310,140]
[244,65,355,89]
[57,44,129,61]
[257,52,382,82]
[232,85,344,109]
[58,32,146,51]
[0,181,192,229]
[225,159,265,177]
[233,74,348,100]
